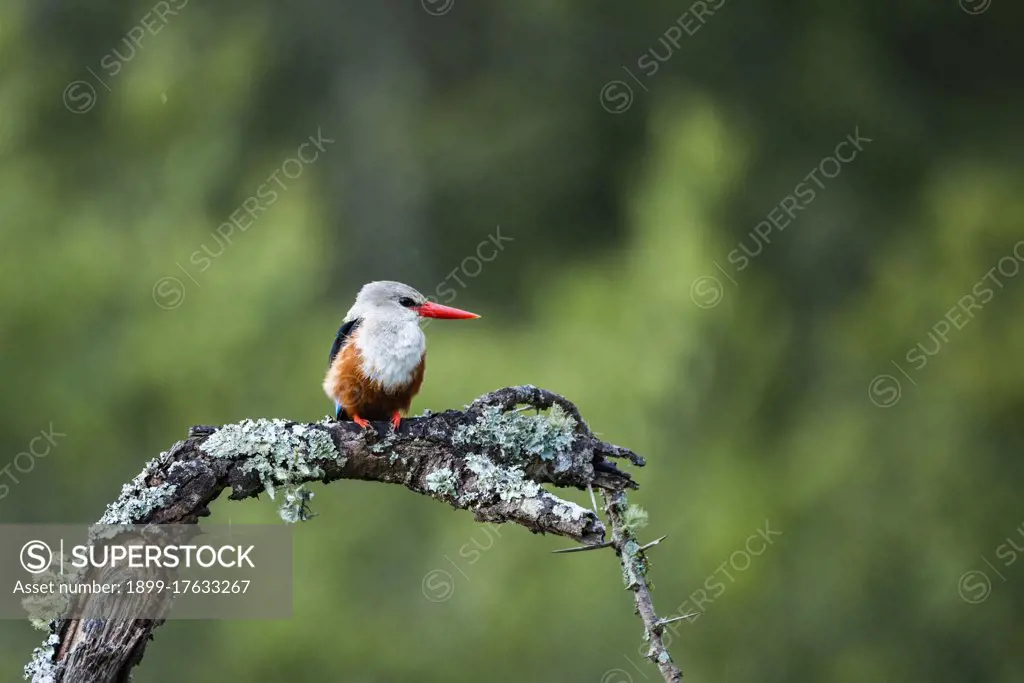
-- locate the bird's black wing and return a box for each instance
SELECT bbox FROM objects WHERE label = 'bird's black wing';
[328,318,362,420]
[328,318,362,367]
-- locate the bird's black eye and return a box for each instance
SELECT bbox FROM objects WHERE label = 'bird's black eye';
[398,297,417,308]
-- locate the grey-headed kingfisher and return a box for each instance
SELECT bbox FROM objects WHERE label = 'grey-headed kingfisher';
[323,281,480,429]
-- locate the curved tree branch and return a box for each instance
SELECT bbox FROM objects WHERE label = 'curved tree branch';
[24,387,681,683]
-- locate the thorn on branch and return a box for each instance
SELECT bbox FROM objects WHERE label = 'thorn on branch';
[639,534,668,552]
[550,541,614,554]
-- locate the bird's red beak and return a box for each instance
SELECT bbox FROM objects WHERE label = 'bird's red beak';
[416,302,480,319]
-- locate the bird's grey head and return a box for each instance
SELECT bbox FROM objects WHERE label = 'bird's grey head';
[346,281,427,324]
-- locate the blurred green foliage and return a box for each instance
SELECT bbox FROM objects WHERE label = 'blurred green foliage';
[2,0,1023,680]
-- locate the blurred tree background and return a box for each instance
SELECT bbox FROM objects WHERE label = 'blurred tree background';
[2,0,1023,680]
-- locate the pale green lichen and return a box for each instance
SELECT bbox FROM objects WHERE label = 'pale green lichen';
[278,485,316,523]
[621,539,647,589]
[292,424,340,462]
[461,453,541,506]
[454,404,576,464]
[23,633,59,682]
[97,457,178,525]
[20,559,82,629]
[201,419,341,520]
[368,430,402,460]
[24,596,68,631]
[425,467,459,497]
[622,505,649,533]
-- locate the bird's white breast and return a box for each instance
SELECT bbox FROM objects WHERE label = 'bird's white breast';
[354,319,426,390]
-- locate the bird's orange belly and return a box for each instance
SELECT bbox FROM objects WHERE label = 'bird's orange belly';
[325,343,425,420]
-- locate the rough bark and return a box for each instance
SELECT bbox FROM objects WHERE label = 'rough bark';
[25,386,681,683]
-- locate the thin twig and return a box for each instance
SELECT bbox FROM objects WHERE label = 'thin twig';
[603,489,683,683]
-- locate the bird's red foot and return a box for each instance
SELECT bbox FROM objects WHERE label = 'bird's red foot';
[390,411,402,431]
[352,414,371,429]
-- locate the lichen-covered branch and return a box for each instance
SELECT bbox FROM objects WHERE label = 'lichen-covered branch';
[26,386,641,683]
[604,490,683,683]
